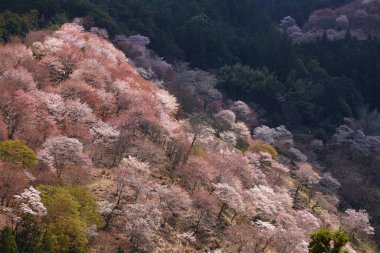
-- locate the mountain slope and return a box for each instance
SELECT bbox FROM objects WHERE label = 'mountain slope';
[0,22,376,253]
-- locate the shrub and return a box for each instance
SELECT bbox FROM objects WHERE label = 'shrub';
[193,143,204,157]
[0,226,19,253]
[249,142,278,159]
[308,228,349,253]
[37,185,104,253]
[0,140,37,167]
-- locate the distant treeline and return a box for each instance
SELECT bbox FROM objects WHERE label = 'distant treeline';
[1,0,380,137]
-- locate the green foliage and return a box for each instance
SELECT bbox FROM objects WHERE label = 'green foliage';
[37,185,104,253]
[218,64,284,110]
[249,142,278,159]
[0,227,19,253]
[67,187,105,229]
[14,214,56,253]
[256,0,351,24]
[314,128,328,142]
[38,231,56,253]
[193,142,204,157]
[0,10,38,41]
[0,140,37,167]
[15,215,43,253]
[309,228,349,253]
[0,0,379,136]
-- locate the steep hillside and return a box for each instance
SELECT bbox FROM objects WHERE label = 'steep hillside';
[256,0,351,23]
[282,0,380,42]
[0,22,377,253]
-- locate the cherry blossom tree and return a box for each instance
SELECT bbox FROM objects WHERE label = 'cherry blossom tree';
[191,191,219,230]
[155,185,192,221]
[113,34,171,80]
[63,99,96,125]
[294,162,321,206]
[233,122,251,149]
[70,58,111,89]
[97,200,116,228]
[89,27,109,39]
[0,67,36,92]
[42,56,72,85]
[0,164,28,206]
[38,136,89,184]
[224,225,253,253]
[14,187,47,217]
[295,163,321,186]
[114,156,151,204]
[3,90,38,140]
[213,183,245,221]
[176,156,215,192]
[90,123,120,146]
[343,209,375,238]
[156,88,179,115]
[294,210,320,234]
[219,131,237,147]
[244,185,292,220]
[124,203,162,251]
[224,223,279,253]
[0,44,34,74]
[214,110,236,131]
[230,100,259,129]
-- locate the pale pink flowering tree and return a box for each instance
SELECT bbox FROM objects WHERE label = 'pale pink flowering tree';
[124,203,162,251]
[33,37,64,56]
[38,92,65,119]
[89,27,109,39]
[343,209,375,237]
[244,185,292,220]
[114,156,151,204]
[63,99,96,125]
[54,23,86,48]
[294,162,321,206]
[214,110,236,131]
[233,122,251,148]
[224,223,279,253]
[0,67,36,92]
[0,44,34,73]
[3,89,38,140]
[70,58,112,89]
[38,136,89,183]
[219,131,237,147]
[155,185,192,220]
[156,88,179,115]
[213,183,245,221]
[90,122,120,145]
[294,210,320,234]
[14,186,47,217]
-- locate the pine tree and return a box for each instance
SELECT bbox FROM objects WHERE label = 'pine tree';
[39,231,56,253]
[15,215,42,253]
[308,228,349,253]
[0,227,19,253]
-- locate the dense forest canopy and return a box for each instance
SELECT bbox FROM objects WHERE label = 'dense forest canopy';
[1,0,380,135]
[0,0,380,252]
[255,0,352,24]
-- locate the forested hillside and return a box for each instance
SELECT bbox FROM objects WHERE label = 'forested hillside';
[1,0,380,136]
[0,20,376,253]
[256,0,351,23]
[1,0,380,252]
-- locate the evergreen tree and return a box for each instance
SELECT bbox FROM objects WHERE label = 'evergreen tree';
[39,231,56,253]
[0,227,19,253]
[15,215,42,253]
[308,228,349,253]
